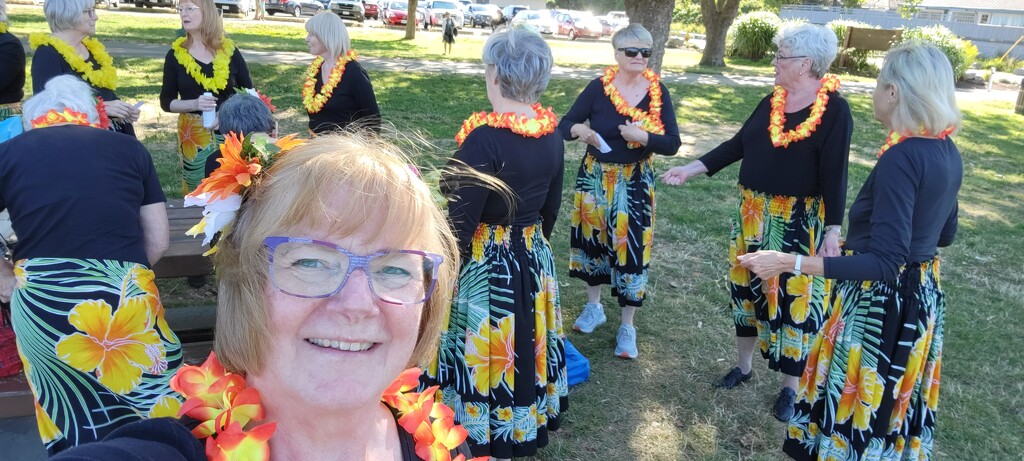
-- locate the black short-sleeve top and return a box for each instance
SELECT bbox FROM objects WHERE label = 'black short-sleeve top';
[159,42,253,113]
[307,60,381,134]
[0,125,166,266]
[0,30,25,104]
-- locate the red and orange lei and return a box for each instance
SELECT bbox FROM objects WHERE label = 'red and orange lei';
[30,97,110,130]
[172,353,482,461]
[601,66,665,149]
[877,126,956,158]
[768,74,841,148]
[302,50,357,114]
[454,103,557,147]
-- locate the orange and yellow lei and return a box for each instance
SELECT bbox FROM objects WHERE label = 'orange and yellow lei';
[172,353,483,461]
[768,74,841,148]
[601,66,665,149]
[29,33,118,90]
[302,50,357,114]
[30,97,110,130]
[877,126,956,158]
[172,37,235,92]
[454,103,557,147]
[0,23,8,34]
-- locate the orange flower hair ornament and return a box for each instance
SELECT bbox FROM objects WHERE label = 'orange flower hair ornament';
[768,74,841,148]
[601,66,665,149]
[877,126,956,158]
[454,103,557,147]
[184,132,304,254]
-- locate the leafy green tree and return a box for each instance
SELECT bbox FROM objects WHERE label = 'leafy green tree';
[699,0,741,66]
[625,0,677,73]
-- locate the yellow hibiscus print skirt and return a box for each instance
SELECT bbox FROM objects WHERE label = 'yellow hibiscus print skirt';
[729,186,830,376]
[176,113,222,195]
[784,257,944,461]
[10,258,183,455]
[421,222,568,459]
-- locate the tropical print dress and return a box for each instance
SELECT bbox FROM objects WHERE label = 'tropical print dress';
[176,113,222,195]
[11,259,183,455]
[729,187,830,376]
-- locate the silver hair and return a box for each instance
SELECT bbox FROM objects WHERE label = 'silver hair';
[22,75,99,131]
[773,23,838,79]
[878,41,961,136]
[612,24,653,49]
[1,0,9,25]
[44,0,94,33]
[218,94,275,136]
[481,27,552,104]
[305,12,350,60]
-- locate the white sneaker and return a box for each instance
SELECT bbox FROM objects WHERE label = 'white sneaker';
[572,303,606,333]
[615,324,638,359]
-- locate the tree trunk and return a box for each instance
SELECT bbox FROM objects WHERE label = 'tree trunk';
[405,0,419,39]
[623,0,675,74]
[699,0,740,67]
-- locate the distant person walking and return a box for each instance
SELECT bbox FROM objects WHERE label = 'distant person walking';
[254,0,266,20]
[442,11,456,55]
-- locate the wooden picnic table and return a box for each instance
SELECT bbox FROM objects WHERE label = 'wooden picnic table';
[152,199,214,279]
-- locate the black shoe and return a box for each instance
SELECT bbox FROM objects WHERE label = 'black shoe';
[773,387,796,422]
[713,367,752,389]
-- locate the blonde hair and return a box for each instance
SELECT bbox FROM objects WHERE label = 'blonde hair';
[878,41,962,136]
[305,12,350,60]
[213,132,458,375]
[181,0,225,52]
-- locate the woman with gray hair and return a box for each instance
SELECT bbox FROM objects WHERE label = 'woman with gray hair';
[420,27,568,459]
[0,0,26,124]
[739,42,961,460]
[0,75,181,455]
[302,12,379,134]
[559,23,681,360]
[662,23,852,421]
[30,0,140,137]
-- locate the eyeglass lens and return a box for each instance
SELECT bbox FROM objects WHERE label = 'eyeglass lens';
[82,8,97,17]
[176,6,200,13]
[619,47,652,58]
[268,240,437,304]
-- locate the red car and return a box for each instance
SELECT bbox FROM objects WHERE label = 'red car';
[363,0,380,19]
[381,0,421,25]
[556,11,603,40]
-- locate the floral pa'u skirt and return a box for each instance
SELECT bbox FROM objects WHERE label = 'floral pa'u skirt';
[784,258,944,461]
[11,258,183,455]
[729,186,831,376]
[421,222,568,459]
[177,113,222,195]
[569,154,655,307]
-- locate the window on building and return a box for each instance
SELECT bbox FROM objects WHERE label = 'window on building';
[979,13,991,24]
[949,11,977,24]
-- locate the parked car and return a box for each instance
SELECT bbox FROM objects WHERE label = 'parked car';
[425,0,462,28]
[133,0,178,7]
[215,0,254,15]
[96,0,120,7]
[381,0,421,26]
[363,0,380,19]
[456,0,473,25]
[265,0,323,16]
[555,11,602,40]
[467,3,499,28]
[498,4,527,26]
[331,0,365,22]
[510,10,556,35]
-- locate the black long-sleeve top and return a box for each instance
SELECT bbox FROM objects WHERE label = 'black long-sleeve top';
[31,44,135,136]
[558,77,681,164]
[0,31,25,104]
[824,137,962,282]
[699,93,853,226]
[159,46,252,113]
[445,126,564,255]
[307,60,381,134]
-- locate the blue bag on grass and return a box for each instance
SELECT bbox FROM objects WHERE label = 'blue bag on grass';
[564,338,589,385]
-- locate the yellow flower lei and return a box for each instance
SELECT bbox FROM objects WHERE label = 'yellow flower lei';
[171,37,235,92]
[29,33,117,90]
[601,66,665,149]
[767,74,840,148]
[302,50,357,114]
[0,23,8,34]
[877,126,955,158]
[454,103,558,147]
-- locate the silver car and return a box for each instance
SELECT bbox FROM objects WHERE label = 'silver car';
[215,0,254,15]
[330,0,366,22]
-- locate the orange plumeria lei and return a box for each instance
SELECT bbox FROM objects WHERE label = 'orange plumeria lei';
[768,74,841,148]
[30,98,110,130]
[302,50,357,114]
[877,126,956,158]
[454,103,557,147]
[172,353,483,461]
[601,66,665,149]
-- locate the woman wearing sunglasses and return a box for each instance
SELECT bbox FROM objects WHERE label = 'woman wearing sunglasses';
[662,23,853,422]
[559,24,681,360]
[51,133,481,460]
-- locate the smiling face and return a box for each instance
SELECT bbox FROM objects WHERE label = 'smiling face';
[178,1,203,32]
[614,39,650,74]
[247,188,425,413]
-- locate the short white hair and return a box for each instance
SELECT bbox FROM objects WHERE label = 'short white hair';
[774,23,838,79]
[612,24,653,49]
[305,12,350,60]
[22,75,99,131]
[44,0,94,33]
[878,41,962,137]
[1,0,9,25]
[481,27,553,104]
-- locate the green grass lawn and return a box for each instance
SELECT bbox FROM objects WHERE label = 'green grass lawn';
[17,52,1024,459]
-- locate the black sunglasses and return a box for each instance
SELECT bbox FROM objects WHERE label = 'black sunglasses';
[618,47,652,58]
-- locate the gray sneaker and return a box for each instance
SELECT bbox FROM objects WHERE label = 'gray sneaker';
[614,324,638,359]
[572,303,606,333]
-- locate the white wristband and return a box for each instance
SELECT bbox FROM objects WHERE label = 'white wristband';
[794,254,803,275]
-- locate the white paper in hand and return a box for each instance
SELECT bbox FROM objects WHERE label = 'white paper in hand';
[594,132,612,153]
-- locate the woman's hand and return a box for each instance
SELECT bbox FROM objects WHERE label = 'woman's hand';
[195,94,217,112]
[619,123,648,145]
[820,230,842,257]
[660,160,708,186]
[736,250,794,279]
[570,123,601,149]
[104,100,140,123]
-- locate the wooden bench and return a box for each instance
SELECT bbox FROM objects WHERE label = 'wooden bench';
[837,27,903,69]
[0,199,215,419]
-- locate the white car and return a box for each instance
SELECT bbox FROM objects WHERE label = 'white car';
[425,0,463,28]
[511,10,557,34]
[215,0,254,15]
[330,0,366,22]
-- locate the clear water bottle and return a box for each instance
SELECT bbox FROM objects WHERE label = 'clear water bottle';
[201,92,216,129]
